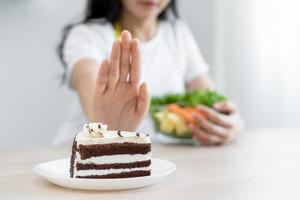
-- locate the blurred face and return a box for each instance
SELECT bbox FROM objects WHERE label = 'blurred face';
[121,0,171,20]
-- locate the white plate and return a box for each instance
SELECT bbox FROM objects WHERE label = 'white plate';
[34,158,176,191]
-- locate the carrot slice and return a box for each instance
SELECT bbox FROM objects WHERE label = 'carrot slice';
[183,107,206,118]
[168,104,195,124]
[168,104,206,125]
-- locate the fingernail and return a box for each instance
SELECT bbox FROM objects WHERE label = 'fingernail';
[213,103,221,109]
[133,38,140,45]
[193,114,204,121]
[198,114,205,120]
[188,124,194,129]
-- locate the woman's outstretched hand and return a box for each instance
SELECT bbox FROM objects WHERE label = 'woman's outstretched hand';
[91,31,150,131]
[189,101,244,145]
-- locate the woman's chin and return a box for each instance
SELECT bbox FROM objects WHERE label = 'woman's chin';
[137,12,160,21]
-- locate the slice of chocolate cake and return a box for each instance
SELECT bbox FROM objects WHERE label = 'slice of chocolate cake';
[70,123,151,179]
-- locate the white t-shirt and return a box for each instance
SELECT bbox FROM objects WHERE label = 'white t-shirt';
[53,19,208,145]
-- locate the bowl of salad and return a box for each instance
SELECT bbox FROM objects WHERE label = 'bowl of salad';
[150,90,227,142]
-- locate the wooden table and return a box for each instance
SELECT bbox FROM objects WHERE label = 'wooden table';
[1,129,300,199]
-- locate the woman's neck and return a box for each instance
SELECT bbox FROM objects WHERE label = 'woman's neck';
[120,13,157,41]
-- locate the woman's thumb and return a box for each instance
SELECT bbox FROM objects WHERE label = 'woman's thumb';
[137,82,150,115]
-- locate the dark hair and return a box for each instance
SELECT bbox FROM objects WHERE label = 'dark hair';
[58,0,178,82]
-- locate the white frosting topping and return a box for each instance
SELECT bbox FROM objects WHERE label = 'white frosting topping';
[75,152,152,164]
[76,122,150,144]
[83,122,108,138]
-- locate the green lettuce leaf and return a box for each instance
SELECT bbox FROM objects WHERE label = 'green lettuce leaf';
[151,90,227,109]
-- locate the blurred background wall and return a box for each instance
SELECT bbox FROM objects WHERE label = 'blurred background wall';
[0,0,81,147]
[0,0,299,147]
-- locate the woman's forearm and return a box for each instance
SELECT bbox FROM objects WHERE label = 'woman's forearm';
[70,59,98,120]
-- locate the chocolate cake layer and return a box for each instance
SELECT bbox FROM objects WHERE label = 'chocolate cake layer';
[78,142,151,159]
[70,139,77,178]
[76,160,151,170]
[76,170,151,179]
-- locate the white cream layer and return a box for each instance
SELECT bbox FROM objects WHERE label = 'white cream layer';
[74,166,151,176]
[75,152,151,164]
[76,131,150,145]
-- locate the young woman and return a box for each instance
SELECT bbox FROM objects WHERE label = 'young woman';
[54,0,243,145]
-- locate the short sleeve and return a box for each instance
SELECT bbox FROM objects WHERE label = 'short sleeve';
[63,25,102,83]
[176,21,209,83]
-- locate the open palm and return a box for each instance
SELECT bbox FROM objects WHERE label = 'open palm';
[91,31,150,131]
